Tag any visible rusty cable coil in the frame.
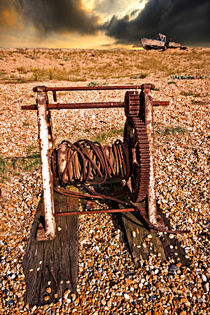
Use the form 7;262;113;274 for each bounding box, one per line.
51;116;150;202
51;139;131;186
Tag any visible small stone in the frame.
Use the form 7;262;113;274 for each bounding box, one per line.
203;282;209;292
107;299;112;307
132;231;136;238
31;306;37;312
46;287;51;294
181;298;190;307
44;296;50;302
124;293;130;300
43;305;50;311
58;227;62;231
63;289;70;298
202;274;207;282
71;293;76;301
56;300;62;307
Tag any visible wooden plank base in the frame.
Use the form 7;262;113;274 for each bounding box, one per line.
22;191;79;306
120;205;189;267
110;183;188;266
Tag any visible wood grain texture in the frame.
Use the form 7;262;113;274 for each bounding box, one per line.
23;191;79;306
121;205;188;267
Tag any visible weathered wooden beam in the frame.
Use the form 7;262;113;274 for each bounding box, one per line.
120;203;188;266
111;182;188;266
23;191;79;306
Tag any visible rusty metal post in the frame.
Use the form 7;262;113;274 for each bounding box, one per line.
140;84;157;226
37;86;56;240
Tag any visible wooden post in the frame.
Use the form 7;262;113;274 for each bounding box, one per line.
37;86;56;240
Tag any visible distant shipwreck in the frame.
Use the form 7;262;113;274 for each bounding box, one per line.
141;33;186;50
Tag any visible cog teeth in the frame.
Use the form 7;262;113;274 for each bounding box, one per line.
124;91;140;117
124;116;150;202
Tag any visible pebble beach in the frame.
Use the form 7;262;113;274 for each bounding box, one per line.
0;48;209;314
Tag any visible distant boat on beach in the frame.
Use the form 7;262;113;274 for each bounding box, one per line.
141;33;184;50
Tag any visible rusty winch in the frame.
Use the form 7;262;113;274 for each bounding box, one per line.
22;83;191;305
22;83;187;241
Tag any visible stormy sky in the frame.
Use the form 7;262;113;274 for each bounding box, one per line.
0;0;100;34
104;0;210;46
0;0;209;48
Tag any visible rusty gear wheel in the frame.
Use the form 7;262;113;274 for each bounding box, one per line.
124;116;150;202
124;91;140;117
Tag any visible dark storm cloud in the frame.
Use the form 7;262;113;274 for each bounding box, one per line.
104;0;210;46
0;0;100;34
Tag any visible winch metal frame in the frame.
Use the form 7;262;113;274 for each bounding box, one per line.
22;83;169;240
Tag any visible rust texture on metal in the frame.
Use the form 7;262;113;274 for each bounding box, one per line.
22;82;190;307
24;83;186;242
123;91;150;202
124;117;150;202
53;185;189;235
140;84;157;225
50;90;149;204
52;139;130;186
54;208;138;216
124;91;140;117
36;87;56;240
33;85;142;92
22;100;169;111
